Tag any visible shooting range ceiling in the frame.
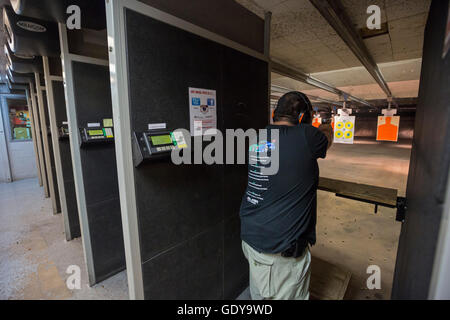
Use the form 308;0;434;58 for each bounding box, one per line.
237;0;431;101
272;57;423;100
0;0;430;102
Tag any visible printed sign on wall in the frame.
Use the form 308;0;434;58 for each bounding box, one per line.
334;116;355;144
189;87;217;136
12;109;30;126
377;116;400;142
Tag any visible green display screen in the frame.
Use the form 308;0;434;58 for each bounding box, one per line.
88;129;104;136
150;135;172;146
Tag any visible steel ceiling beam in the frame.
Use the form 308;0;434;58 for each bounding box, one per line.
271;59;372;107
271;84;344;106
308;95;344;107
309;0;393;99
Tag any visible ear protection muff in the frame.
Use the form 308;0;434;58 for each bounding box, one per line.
299;113;305;123
296;92;313;124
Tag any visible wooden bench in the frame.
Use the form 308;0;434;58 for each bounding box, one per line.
318;177;398;208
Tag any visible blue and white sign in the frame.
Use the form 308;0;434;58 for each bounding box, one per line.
188;87;217;136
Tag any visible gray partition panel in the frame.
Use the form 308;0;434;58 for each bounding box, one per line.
47;128;61;213
125;9;268;299
53;81;80;238
71;61;125;282
32;90;49;193
392;0;450;299
43;92;61;213
142;222;224;299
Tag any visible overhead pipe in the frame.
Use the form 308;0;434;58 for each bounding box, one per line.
271;59;372;107
308;95;344;107
309;0;393;99
271;84;344;106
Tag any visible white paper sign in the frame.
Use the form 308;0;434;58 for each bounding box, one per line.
334;115;355;144
148;123;166;130
381;108;397;116
188;87;217;136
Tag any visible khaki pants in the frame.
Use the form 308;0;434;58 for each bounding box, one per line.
242;241;311;300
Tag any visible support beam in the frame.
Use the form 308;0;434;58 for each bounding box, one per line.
105;0;144;300
29;81;49;197
271;59;372;107
309;0;393;99
43;56;72;239
58;22;96;285
271;84;344;106
35;72;58;210
26;87;42;187
308;95;343;107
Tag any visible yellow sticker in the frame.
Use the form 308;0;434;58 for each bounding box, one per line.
104;128;114;138
103;118;113;127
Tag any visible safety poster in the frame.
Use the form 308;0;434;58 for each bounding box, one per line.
188;87;217;136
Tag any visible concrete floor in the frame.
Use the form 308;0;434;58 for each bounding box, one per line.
0;179;128;300
0;138;411;300
313;138;411;300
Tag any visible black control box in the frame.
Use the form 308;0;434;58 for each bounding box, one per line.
79;126;115;147
132;130;188;167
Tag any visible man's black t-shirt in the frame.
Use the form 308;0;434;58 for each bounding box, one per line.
239;124;328;254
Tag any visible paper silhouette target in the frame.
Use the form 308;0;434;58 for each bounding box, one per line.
312;116;322;128
377;116;400;142
334;116;355;144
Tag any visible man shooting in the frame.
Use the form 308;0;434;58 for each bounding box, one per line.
240;91;333;300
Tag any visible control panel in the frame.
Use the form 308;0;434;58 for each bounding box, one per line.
133;130;188;167
79;126;115;147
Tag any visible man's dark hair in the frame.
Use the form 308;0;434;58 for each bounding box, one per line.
273;91;313;125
